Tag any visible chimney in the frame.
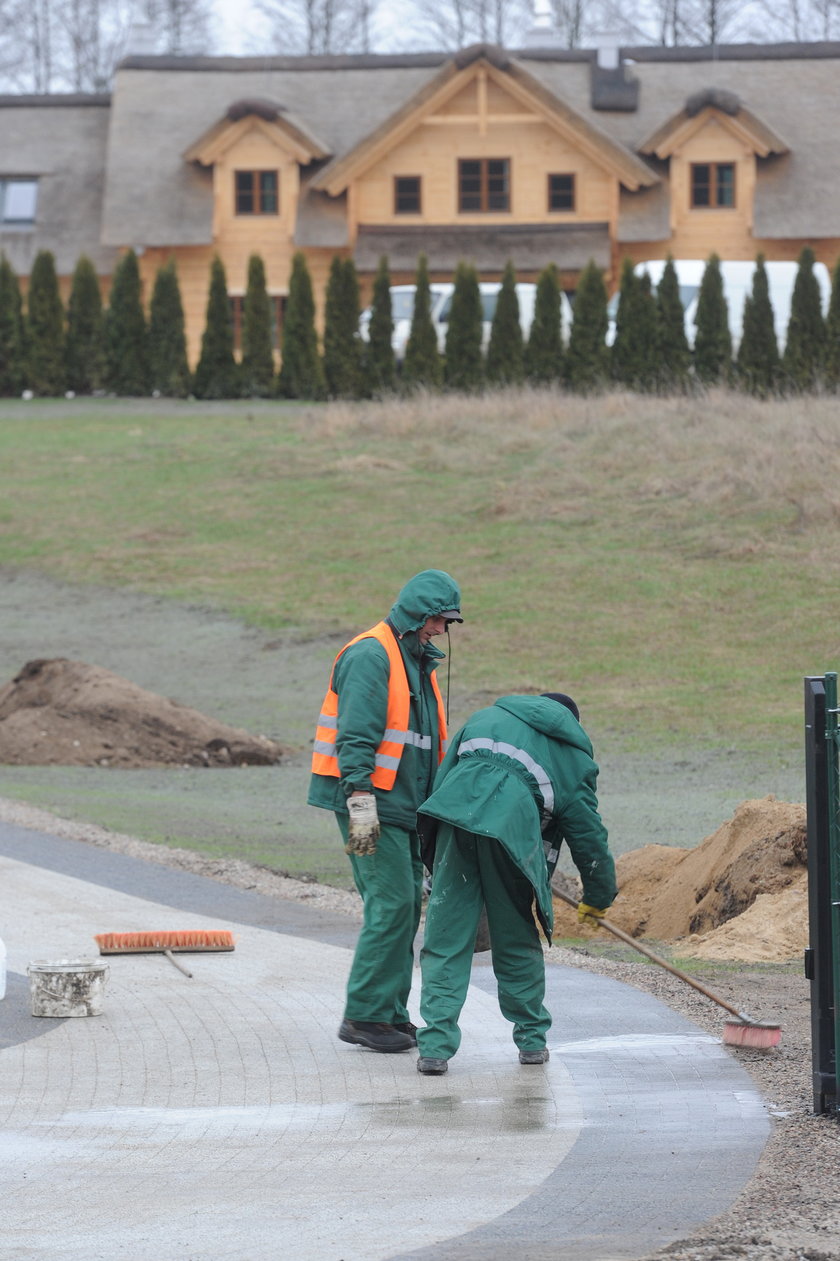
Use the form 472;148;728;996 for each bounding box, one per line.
525;0;564;48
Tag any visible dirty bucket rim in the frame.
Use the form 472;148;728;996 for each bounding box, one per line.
27;958;109;973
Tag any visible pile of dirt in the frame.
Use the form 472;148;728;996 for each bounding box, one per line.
553;795;808;962
0;658;284;769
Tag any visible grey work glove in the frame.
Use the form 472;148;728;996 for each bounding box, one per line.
345;792;380;856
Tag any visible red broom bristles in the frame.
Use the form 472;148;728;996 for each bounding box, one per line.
722;1019;782;1049
94;929;235;953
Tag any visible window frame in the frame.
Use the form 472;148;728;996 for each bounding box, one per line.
0;177;39;225
690;162;736;209
547;172;576;213
458;157;511;213
394;175;422;215
234;169;279;216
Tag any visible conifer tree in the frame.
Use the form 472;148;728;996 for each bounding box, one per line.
402;254;442;390
611;258;660;390
564;260;609;392
655;255;691;392
193;255;240;399
27;249;65;396
323;255;364;398
824;257;840;392
525;262;563;384
736;255;779;397
277;251;325;400
693;254;731;386
64;255;105;395
105;249;149;395
486;260;524;386
148;259;190;397
0;253;25;396
782;246;827;392
444;260;483;392
240;253;275;397
365;254;396;394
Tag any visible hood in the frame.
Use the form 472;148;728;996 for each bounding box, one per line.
388;569;462;635
492;694;593;757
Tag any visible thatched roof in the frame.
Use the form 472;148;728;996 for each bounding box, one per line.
354;222;611;272
0;95;118;275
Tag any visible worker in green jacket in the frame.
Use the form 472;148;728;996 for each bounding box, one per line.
308;569;463;1054
415;692;617;1074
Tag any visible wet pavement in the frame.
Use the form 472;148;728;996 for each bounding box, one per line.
0;822;771;1261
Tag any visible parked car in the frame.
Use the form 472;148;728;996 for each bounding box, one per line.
359;281;574;362
607;258;831;352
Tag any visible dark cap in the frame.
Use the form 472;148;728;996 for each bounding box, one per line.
440;610;463;623
541;692;580;721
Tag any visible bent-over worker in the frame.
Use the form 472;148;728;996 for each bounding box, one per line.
415;692;616;1074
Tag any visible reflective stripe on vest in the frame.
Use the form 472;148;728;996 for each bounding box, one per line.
456;737;555;814
311;620;448;789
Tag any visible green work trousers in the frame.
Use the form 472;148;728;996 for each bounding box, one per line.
417;824;551;1060
337;814;423;1025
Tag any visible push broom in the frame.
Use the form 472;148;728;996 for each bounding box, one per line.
554;891;782;1049
94;929;235;978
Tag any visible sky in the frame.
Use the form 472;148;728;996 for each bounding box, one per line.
210;0;418;57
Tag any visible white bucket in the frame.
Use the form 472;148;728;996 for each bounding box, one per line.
27;958;109;1018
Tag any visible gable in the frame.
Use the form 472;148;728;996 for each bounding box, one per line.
639;92;789;161
310;51;658;197
184;103;330;167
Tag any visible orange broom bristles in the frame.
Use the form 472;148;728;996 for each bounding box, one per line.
723;1019;782;1049
94;929;235;954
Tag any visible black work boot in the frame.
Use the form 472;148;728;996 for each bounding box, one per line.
518;1047;550;1064
417;1057;448;1075
393;1021;417;1046
338;1019;413;1052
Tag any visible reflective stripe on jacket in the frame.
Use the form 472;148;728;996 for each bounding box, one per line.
311;620;448;789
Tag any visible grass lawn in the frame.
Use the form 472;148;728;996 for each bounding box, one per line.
2;388;836;758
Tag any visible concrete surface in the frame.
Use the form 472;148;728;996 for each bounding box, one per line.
0;822;771;1261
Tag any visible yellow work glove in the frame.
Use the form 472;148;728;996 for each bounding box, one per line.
577;902;607;927
345;792;380;856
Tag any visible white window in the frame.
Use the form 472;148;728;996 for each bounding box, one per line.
1;179;38;224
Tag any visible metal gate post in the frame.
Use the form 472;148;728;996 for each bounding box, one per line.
804;675;837;1115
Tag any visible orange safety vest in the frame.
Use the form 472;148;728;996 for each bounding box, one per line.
311;621;448;790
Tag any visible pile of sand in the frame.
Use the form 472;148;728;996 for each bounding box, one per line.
0;658;283;769
553;796;808;963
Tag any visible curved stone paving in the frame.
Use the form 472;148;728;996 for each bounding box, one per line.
0;833;771;1261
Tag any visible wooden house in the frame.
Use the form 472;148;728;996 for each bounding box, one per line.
1;40;839;366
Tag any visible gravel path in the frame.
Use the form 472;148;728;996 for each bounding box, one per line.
1;795;837;1261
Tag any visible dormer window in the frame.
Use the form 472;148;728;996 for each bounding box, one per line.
690;162;735;208
235;170;279;215
1;177;38;224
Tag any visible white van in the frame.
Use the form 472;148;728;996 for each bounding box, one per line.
607;258;831;352
360;282;573;361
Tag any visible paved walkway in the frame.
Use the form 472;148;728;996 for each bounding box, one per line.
0;823;771;1261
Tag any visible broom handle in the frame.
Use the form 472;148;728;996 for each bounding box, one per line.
554;890;746;1021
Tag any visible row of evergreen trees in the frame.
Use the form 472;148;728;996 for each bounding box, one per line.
1;243;838;401
608;248;840;396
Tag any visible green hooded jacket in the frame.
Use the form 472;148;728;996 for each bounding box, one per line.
418;694;617;940
307;569;462;830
